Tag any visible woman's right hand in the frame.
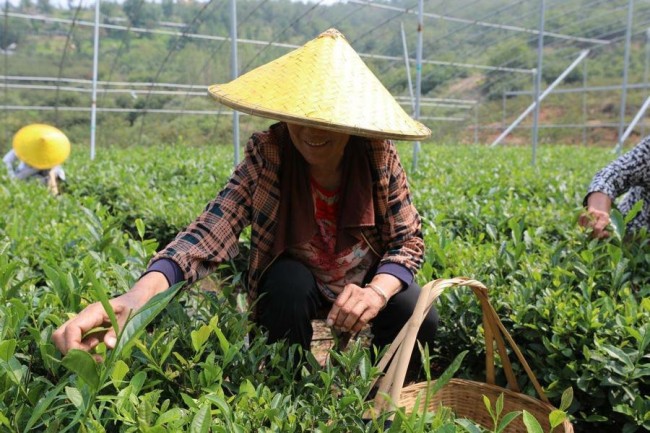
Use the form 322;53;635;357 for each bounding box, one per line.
52;272;169;359
578;191;612;239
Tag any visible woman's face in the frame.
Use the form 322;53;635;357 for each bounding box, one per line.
286;123;350;172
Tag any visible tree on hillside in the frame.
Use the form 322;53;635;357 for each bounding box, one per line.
18;0;32;12
0;20;27;49
123;0;161;31
162;0;174;19
36;0;52;14
483;39;534;100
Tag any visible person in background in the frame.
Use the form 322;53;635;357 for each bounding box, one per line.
579;135;650;238
3;123;70;195
52;28;438;377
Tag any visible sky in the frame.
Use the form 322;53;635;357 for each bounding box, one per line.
32;0;344;9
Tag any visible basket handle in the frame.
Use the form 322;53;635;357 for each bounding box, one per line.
371;277;549;413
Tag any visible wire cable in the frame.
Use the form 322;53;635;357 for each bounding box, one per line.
136;0;222;145
178;0;270;118
54;0;85;125
239;0;328;75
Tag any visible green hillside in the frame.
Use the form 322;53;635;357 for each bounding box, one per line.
0;0;649;148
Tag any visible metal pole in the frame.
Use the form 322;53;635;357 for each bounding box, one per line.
400;22;415;114
616;0;634;155
491;50;589;147
582;58;587;145
411;0;423;172
230;0;239;165
474;103;479;144
502;92;506;130
641;28;650;137
531;0;545;166
3;0;8;149
619;96;650;146
90;0;100;160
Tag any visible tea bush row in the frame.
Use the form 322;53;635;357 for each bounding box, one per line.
0;142;647;432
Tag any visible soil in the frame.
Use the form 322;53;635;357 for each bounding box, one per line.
311;320;373;366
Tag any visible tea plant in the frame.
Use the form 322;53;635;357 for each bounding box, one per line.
1;143;648;432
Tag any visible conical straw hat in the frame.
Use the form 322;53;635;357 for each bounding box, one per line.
208;28;430;141
12;124;71;169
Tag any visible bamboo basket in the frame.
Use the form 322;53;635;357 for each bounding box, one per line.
369;277;574;433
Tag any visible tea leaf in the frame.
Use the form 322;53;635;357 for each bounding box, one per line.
62;349;100;391
0;357;26;385
609;209;625;240
522;411;543;433
602;345;634;369
496;411;522;433
0;411;9;428
549;409;567;428
427;350;467;396
190;324;212;352
190;403;211;433
110;359;130;387
156;407;187;426
135;218;146;239
65;386;84;409
455;419;483;433
559;387;573;412
111;282;184;362
0;339;16;361
23;381;67;432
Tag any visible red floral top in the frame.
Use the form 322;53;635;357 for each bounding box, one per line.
287;178;373;301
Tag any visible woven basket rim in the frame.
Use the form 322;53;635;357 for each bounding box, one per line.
400;378;557;410
398;378;574;432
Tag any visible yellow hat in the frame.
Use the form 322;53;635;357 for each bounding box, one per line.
12;124;71;169
208;28;430;141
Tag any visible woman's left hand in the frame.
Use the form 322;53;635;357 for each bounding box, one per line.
326;283;385;333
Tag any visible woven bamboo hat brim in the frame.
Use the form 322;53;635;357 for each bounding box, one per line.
12;124;71;169
208;28;430;141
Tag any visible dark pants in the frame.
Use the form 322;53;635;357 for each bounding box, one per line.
256;257;439;372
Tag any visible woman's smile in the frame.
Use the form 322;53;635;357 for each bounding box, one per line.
287;123;350;172
305;139;328;147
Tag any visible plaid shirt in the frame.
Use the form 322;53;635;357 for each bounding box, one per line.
150;122;424;304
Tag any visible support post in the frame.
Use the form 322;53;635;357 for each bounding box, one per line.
502;92;506;130
230;0;240;165
411;0;423;172
617;96;650;149
490;50;589;147
582;58;587;145
474;103;479;144
400;22;415;114
2;1;7;148
642;28;650;137
616;0;634;155
90;0;100;160
531;0;545;165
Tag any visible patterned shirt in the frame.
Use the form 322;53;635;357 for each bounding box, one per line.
148;122;424;308
585;135;650;232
